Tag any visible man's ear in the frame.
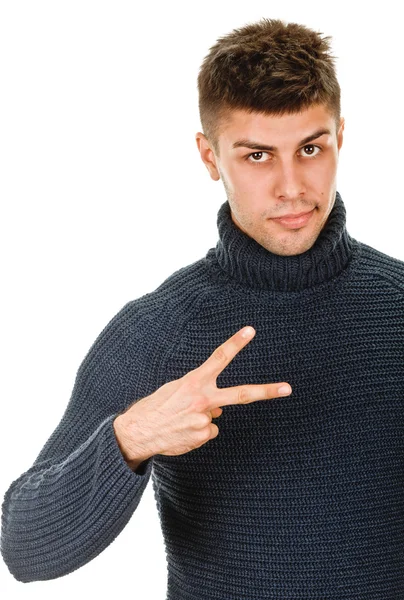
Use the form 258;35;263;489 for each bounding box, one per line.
337;117;345;152
195;132;221;181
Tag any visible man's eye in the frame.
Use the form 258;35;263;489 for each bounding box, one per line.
247;151;270;163
300;144;321;157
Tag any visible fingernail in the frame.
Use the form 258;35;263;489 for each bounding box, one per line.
241;326;255;338
278;385;291;396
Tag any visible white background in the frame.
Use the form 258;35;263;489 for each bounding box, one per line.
1;1;403;598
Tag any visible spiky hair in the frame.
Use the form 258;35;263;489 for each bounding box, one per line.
197;18;341;155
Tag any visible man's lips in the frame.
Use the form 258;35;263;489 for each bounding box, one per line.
271;208;315;229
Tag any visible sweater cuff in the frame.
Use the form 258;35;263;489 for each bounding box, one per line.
1;414;154;582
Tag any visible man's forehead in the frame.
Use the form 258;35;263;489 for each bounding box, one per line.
218;105;335;148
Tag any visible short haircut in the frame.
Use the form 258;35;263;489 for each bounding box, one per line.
197;18;341;156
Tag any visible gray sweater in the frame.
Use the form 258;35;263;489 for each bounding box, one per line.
2;191;404;598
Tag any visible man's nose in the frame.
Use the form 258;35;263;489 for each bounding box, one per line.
272;159;306;200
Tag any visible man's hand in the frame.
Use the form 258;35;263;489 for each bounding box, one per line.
113;326;292;468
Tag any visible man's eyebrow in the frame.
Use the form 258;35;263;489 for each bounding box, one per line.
232;128;332;151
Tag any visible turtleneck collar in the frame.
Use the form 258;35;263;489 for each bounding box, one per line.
213;191;357;292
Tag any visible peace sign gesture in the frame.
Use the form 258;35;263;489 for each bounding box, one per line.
113;327;292;471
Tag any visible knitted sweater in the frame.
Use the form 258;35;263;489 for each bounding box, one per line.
2;191;404;599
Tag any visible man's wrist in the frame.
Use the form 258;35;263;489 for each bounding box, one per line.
113;414;151;471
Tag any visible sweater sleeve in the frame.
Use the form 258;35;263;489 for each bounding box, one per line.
0;296;164;583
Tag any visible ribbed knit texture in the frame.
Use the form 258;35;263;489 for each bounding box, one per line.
2;191;404;598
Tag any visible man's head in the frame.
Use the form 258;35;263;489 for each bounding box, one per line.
195;18;345;257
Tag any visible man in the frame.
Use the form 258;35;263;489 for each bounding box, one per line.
2;17;404;598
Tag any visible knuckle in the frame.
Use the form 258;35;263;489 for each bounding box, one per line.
238;386;251;404
180;378;202;398
190;395;210;412
182;372;200;388
267;385;277;398
193;413;211;429
212;345;228;363
196;428;212;444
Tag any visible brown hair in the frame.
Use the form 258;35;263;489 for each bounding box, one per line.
197;18;341;155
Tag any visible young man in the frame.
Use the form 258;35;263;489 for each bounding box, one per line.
2;17;404;599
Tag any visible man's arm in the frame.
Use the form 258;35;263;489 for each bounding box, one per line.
0;298;160;583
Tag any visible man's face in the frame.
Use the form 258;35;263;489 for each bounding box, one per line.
196;103;344;256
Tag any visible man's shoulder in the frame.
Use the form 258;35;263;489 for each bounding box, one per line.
153;254;213;295
91;256;215;373
121;253;217;326
357;240;404;294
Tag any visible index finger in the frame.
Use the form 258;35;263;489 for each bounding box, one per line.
198;326;256;380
